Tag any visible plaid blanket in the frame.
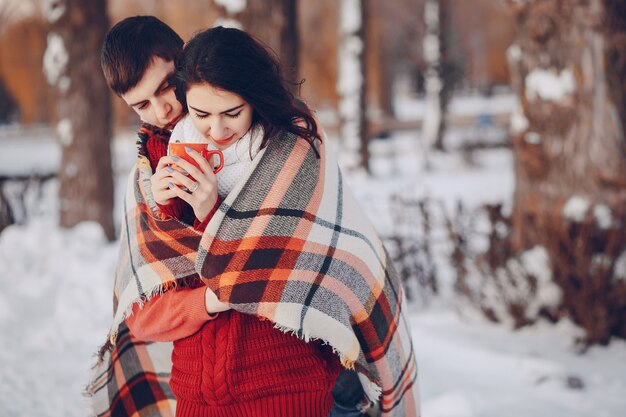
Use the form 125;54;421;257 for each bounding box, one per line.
87;322;176;417
87;132;420;417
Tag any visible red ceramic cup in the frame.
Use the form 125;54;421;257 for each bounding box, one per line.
168;143;224;173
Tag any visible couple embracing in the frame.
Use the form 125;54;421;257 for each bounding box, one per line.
87;15;419;417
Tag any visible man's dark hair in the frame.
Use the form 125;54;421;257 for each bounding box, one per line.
101;16;183;96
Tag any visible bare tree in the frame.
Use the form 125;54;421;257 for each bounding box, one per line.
507;0;626;344
337;0;369;171
421;0;455;161
239;0;299;92
43;0;115;240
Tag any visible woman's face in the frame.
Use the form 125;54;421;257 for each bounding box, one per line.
186;83;254;150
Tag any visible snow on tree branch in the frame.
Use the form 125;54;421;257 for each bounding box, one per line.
511;99;530;134
525;68;576;102
562;195;590;222
340;0;362;34
43;0;66;23
214;0;247;15
213;17;242;29
56;118;73;147
593;204;613;230
43;32;70;91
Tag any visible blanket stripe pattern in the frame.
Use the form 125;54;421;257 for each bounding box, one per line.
87;132;420;417
87;323;175;417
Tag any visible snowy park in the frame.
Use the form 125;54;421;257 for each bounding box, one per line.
1;93;626;417
2;1;626;417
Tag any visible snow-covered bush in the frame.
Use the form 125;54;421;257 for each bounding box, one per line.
444;202;563;328
384;195;439;304
539;207;626;345
447;201;626;344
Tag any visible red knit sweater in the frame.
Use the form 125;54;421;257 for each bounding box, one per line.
126;125;341;417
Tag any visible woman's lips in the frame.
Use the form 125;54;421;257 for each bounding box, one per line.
212;134;236;145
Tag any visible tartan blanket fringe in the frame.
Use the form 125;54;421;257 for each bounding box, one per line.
87;131;420;417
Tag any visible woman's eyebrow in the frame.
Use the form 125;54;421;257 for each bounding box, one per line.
189;103;245;115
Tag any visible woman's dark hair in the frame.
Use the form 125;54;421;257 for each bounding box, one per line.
177;26;321;154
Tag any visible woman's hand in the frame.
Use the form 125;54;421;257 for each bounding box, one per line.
205;288;230;314
150;147;219;221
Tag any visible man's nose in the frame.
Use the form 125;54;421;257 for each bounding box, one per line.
155;98;171;120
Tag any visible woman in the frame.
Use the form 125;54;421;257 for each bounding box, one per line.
91;26;419;417
127;26;342;417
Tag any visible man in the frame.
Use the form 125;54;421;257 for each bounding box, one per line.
93;16;186;417
101;15;183;130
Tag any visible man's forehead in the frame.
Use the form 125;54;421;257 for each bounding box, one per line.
121;57;175;105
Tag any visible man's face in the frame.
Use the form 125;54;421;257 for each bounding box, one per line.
121;57;183;129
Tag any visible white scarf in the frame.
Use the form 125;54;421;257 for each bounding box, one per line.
170;115;263;197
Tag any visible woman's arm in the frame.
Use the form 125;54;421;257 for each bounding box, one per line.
126;286;213;342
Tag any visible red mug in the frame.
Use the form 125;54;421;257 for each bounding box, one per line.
168;143;224;174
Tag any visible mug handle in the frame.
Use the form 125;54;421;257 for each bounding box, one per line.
202;149;224;173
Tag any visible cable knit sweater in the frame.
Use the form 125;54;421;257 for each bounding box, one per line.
127;123;341;417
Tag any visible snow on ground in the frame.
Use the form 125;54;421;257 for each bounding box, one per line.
414;310;626;417
0;220;116;416
1;97;626;416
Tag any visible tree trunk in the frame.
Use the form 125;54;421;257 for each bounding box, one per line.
337;0;369;171
433;0;452;151
359;0;369;170
507;0;626;344
365;1;393;121
239;0;300;93
422;0;452;155
44;0;115;241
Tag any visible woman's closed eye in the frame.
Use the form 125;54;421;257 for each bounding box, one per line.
226;111;242;119
194;111;242;119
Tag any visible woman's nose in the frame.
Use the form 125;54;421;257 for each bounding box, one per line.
208;119;225;138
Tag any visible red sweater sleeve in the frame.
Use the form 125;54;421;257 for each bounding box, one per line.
126;287;217;342
193;196;222;232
